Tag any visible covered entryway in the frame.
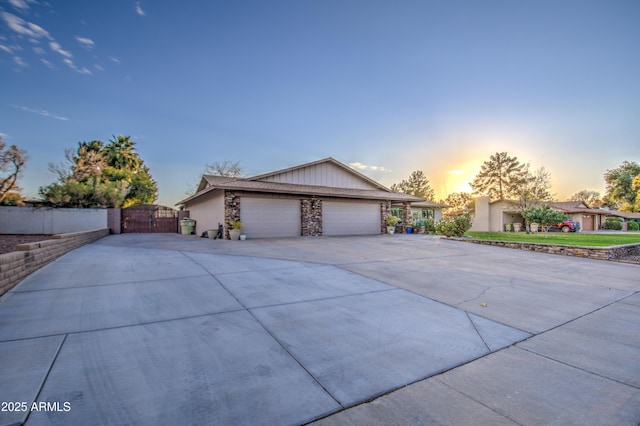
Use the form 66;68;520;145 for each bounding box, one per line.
240;197;301;238
121;205;179;233
322;201;380;236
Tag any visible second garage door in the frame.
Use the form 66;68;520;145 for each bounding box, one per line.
240;197;300;238
322;201;380;236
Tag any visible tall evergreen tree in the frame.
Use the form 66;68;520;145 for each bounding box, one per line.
470;152;526;200
391;170;435;200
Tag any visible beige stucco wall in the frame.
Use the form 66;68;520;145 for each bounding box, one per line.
470;196;490;231
471;197;523;232
184;190;224;236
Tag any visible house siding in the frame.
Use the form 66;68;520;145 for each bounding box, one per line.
184;190;224;236
259;162;377;190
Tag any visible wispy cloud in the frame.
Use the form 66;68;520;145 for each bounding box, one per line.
49;41;72;58
13;56;27;66
349;162;390;172
75;36;95;50
62;58;91;75
1;10;100;75
8;0;34;12
12;104;70;121
135;2;146;16
1;12;50;39
108;56;120;64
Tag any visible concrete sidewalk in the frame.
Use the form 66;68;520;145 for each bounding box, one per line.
0;234;638;425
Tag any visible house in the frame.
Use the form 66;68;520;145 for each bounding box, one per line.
177;157;429;239
392;200;446;223
471;196;638;232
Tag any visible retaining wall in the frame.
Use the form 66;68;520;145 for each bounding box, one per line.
457;238;640;263
0;228;109;296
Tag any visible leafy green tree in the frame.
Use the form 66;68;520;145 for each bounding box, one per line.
604;161;640;212
470;152;526;200
0;136;28;204
391;170;435;200
40;135;157;208
634;175;640;212
440;192;473;217
0;191;25;206
522;205;567;236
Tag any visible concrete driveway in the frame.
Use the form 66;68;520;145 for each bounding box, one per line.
0;234;638;425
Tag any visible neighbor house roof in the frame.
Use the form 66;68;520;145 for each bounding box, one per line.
177;158;424;205
550;201;589;210
606;210;640;219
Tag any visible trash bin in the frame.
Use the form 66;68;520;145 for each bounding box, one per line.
181;218;195;235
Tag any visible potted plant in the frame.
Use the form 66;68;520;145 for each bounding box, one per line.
228;220;243;240
386;216;400;235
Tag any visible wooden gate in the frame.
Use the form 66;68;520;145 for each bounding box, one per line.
121;205;179;233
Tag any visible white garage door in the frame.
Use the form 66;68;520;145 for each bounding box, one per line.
323;201;380;236
240;198;300;238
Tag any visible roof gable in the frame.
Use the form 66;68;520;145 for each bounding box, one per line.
550;201;589;210
249;157;387;191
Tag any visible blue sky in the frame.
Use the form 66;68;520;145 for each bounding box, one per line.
2;0;639;206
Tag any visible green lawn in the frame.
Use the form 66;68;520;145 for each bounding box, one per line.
465;231;640;247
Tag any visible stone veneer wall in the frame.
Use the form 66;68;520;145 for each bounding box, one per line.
457;238;640;263
0;228;109;296
224;191;240;240
301;198;322;236
381;201;392;234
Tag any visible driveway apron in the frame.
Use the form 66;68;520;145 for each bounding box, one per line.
0;234;638;425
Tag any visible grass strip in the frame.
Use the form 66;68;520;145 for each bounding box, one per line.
464;231;640;247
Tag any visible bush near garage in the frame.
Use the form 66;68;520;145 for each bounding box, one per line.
603;217;623;230
627;221;639;231
435;214;473;237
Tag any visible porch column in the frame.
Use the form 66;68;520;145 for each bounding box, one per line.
224;191;240;240
402;202;411;232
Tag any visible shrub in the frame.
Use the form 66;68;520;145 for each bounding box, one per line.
627;221;639;231
435;214;473;237
423;217;436;233
602;218;622;230
386;215;400;226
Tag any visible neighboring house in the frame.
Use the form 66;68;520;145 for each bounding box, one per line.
471;196;637;232
177;157;426;238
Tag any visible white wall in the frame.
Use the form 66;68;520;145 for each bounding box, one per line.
0;206;108;234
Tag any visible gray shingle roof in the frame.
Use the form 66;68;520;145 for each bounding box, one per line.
178;175;423;205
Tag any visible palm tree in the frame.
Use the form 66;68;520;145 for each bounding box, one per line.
104;135;140;171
